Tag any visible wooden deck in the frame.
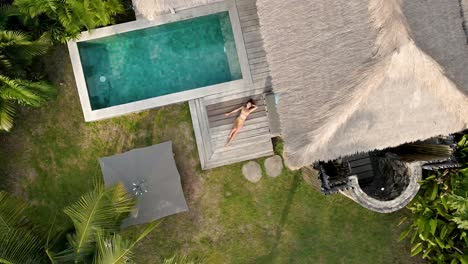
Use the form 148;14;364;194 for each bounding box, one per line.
189;92;274;169
189;0;275;169
236;0;272;91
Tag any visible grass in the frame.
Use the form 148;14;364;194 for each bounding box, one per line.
0;46;420;263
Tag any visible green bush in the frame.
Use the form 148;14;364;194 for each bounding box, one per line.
400;135;468;263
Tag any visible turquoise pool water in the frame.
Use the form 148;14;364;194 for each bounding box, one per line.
78;12;242;110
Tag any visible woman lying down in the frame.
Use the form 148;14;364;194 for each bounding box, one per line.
224;99;258;147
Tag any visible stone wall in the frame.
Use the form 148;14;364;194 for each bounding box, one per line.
340;161;423;213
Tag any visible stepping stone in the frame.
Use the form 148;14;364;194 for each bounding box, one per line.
265;155;283;177
242;161;262;183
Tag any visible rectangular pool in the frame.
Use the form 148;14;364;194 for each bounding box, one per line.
76;11;242;110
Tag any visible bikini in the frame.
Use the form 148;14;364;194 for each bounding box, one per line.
235;108;249;128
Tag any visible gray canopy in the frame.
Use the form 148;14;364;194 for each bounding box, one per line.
99;141;188;227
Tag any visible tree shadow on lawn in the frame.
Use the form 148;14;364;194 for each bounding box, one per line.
253;171;302;264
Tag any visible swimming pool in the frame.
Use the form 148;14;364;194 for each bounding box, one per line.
69;3;250;121
77;11;242;110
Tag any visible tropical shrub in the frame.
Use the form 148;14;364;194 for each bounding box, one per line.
400;135;468;263
14;0;125;43
0;29;55;131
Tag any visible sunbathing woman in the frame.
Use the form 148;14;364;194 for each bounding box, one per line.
224;99;258;146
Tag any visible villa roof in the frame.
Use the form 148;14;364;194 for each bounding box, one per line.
256;0;468;169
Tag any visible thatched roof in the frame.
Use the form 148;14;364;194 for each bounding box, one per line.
132;0;222;19
257;0;468;169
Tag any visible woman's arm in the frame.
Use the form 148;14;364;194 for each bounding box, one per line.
225;107;243;116
248;105;258;113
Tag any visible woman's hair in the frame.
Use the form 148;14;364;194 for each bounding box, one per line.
246;99;255;106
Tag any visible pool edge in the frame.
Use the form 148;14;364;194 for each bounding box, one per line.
68;0;253;122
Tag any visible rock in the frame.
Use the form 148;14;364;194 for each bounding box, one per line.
242;161;262;183
264;155;283;177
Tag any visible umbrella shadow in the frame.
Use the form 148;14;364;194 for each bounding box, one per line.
253;172;301;264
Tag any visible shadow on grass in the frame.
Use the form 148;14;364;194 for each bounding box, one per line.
254;171;302;264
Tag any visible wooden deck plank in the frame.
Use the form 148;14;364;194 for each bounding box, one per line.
210;127;271;145
210;139;272;160
245;40;264;49
209;116;269;134
196;99;214;159
243;32;263;43
239;13;259;22
206;94;264;111
248;51;267;59
237;8;257;16
209;111;266;128
202;88;267;105
248;56;268;64
236;3;256;11
189;100;207;169
242;25;260;33
251;66;269;75
211;128;271;145
241;19;260;28
247;46;265;54
209;110;267;123
252;72;270;81
208;104;266;119
249;61;268;70
254;79;272;86
207;98;265;112
205;148;273;169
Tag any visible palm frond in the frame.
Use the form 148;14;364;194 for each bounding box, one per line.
0;192;46;264
0;30;50;67
94;221;159;264
0;30;30;47
62;183;135;261
0;54;12;71
0;75;44;106
0;228;46;264
13;0;55;18
17;79;56;98
0;99;15;131
0;191;27;234
163;254;200;264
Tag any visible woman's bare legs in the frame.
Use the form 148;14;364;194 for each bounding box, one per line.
226;127;239;147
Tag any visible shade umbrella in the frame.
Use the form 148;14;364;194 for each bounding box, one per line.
99;141;188;227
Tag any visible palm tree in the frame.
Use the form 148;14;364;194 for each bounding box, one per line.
14;0;124;43
0;183;160;264
46;182;160;264
1;183;200;263
0;30;54;131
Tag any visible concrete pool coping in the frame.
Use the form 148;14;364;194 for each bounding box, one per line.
68;0;253;121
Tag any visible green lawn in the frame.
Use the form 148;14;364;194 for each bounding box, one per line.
0;46;420;264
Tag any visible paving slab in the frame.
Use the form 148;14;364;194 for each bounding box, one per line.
242;161;262;183
265;155;283;177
